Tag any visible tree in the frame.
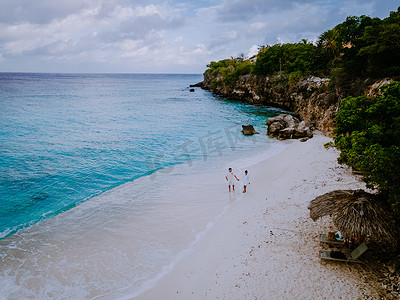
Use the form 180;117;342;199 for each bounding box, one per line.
333;7;400;77
334;82;400;214
318;29;341;63
358;8;400;76
252;42;324;75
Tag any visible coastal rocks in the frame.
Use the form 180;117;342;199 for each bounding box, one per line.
298;76;330;90
242;125;259;135
200;70;395;137
190;82;203;88
367;78;393;97
201;73;337;135
265;114;313;140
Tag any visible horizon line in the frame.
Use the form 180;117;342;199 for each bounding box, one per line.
0;71;203;75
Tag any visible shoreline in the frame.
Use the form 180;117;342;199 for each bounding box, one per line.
132;132;389;299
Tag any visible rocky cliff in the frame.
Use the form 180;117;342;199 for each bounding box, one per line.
199;72;393;136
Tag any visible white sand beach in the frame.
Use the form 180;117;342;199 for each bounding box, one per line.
137;133;391;299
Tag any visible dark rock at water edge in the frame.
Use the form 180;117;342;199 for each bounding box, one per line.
190;82;203;88
265;114;313;140
242;125;259;135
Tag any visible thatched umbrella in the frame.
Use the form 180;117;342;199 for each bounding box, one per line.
308;190;354;221
308;189;398;247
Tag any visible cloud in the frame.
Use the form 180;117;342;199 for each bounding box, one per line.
371;0;399;18
247;44;259;58
0;8;102;57
99;15;187;42
249;22;267;31
216;0;381;24
0;2;187;60
0;0;96;24
232;1;376;47
217;0;321;22
133;4;160;17
208;31;238;50
0;0;397;73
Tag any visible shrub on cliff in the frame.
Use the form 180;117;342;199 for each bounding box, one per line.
204;41;330;89
334;82;400;215
205;57;251;87
252;42;329;76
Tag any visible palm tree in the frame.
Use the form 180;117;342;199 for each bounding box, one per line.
318;29;341;63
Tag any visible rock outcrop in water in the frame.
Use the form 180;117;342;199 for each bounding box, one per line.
242;125;259;135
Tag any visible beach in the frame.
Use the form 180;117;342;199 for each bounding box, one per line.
1;2;399;298
137;132;389;300
2;73;299;299
1;74;395;299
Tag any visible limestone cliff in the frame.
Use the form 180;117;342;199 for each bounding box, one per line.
200;72;393;136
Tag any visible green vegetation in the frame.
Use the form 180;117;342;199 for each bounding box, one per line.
337;11;400;77
251;42;327;76
203;6;400;218
206;57;251;87
205;41;329;88
334;82;400;215
204;6;400;88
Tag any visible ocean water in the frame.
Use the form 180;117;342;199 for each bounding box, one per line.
0;73;287;299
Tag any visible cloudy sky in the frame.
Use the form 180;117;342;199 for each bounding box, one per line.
0;0;398;73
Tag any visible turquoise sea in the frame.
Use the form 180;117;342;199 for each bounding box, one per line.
0;73;287;299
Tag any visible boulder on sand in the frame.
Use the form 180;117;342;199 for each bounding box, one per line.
265;114;313;140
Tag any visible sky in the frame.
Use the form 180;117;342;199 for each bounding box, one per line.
0;0;398;74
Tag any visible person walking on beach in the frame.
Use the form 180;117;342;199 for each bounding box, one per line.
225;168;239;192
242;170;250;193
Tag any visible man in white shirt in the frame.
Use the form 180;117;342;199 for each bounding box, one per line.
225;167;239;192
